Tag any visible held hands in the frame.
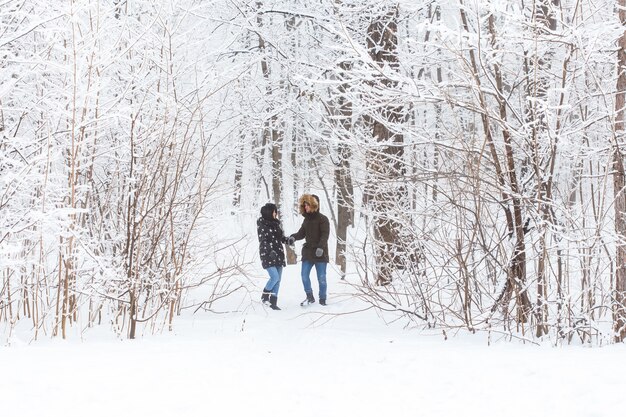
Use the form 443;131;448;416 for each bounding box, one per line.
315;247;324;257
287;235;296;246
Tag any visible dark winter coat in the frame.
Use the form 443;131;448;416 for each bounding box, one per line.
292;194;330;263
257;204;288;269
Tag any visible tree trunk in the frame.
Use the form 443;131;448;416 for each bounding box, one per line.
461;2;532;324
489;14;533;326
334;61;354;279
232;132;244;208
286;123;298;265
613;0;626;343
366;6;406;285
523;0;560;338
330;2;355;279
271;115;283;206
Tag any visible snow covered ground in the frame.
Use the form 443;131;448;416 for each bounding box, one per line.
2;265;626;417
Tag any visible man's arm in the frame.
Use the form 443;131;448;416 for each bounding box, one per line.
292;224;305;241
319;216;330;247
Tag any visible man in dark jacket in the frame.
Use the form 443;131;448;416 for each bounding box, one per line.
290;194;330;305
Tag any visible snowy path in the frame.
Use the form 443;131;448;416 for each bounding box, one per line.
2;270;626;417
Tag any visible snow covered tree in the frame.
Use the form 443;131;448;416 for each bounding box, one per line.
613;0;626;343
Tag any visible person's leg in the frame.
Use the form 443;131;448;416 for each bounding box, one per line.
265;266;283;310
301;260;315;304
268;266;282;295
301;260;314;295
315;262;327;303
265;266;281;296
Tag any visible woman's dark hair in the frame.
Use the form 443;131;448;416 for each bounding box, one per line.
260;203;278;221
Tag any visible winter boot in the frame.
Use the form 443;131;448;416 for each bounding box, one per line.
269;295;281;310
300;292;315;306
319;299;327;306
261;289;271;304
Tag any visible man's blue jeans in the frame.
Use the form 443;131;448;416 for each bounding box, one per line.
301;260;327;300
264;266;283;296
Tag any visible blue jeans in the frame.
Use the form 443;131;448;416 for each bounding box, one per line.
301;260;327;300
264;266;283;296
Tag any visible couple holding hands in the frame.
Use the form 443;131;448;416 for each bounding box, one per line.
256;194;330;310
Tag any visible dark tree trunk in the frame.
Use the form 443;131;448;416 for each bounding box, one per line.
365;6;406;285
613;0;626;343
334;61;354;279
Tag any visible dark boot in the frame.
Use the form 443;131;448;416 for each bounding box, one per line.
261;289;271;304
319;299;327;306
300;292;315;306
269;295;281;310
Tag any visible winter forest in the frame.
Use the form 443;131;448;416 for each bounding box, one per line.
3;0;626;347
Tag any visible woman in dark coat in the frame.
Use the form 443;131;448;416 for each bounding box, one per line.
257;203;292;310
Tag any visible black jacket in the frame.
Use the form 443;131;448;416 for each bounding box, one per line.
257;217;288;269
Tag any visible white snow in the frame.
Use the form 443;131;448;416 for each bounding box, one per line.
2;265;625;417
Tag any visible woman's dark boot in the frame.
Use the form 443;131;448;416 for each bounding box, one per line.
269;295;281;310
261;289;271;304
